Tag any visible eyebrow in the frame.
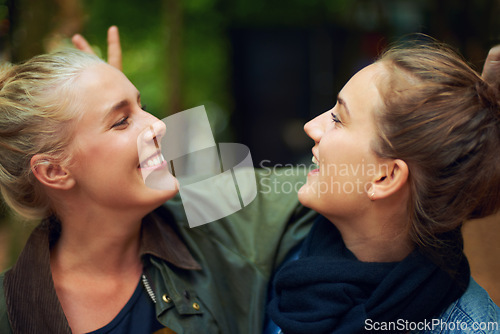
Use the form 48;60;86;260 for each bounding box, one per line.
104;91;141;120
337;94;350;118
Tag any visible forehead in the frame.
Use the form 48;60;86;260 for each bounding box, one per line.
69;63;137;115
340;63;385;116
344;63;384;92
74;63;134;95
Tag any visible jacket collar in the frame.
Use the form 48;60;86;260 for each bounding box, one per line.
4;206;200;334
140;206;201;270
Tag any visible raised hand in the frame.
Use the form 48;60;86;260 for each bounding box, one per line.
72;26;122;71
482;45;500;89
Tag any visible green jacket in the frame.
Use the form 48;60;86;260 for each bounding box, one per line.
0;169;316;333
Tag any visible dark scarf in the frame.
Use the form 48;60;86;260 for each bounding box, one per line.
267;216;470;334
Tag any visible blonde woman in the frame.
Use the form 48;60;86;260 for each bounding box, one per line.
0;44;315;333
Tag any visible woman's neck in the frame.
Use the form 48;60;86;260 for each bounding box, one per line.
50;209;144;276
49;210;145;334
340;228;414;262
326;205;414;263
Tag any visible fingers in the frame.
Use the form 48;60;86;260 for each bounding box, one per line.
107;26;123;71
482;45;500;88
71;26;123;71
71;34;95;54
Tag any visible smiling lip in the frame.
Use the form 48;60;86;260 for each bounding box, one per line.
308;168;320;176
309;153;320;176
139;152;168;170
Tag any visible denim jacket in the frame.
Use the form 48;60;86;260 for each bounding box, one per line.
417;278;500;334
0;169;317;334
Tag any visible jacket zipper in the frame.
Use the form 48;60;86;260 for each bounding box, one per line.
141;273;157;304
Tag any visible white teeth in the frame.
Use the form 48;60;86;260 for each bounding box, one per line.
144;154;165;168
312;156;319;165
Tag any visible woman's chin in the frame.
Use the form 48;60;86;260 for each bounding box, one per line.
297;182;316;209
140;169;180;206
142;167;178;191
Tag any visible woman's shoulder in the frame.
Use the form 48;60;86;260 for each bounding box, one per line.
161;166;316;276
424;278;500;333
452;278;500;318
165;166;314;233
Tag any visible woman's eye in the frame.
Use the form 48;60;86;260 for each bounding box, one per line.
331;112;342;124
111;116;129;129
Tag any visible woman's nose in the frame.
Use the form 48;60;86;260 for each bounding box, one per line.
304;113;325;143
142;119;166;143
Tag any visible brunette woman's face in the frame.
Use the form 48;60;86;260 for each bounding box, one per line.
298;63;387;220
65;63;178;212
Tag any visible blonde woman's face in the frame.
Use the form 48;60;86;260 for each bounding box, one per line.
65;63;178;213
298;63;387;220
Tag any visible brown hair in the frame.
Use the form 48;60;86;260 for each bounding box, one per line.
0;49;103;219
373;40;500;266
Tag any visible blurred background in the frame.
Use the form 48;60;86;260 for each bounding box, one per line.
0;0;499;301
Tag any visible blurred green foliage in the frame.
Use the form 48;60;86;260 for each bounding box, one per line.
78;0;169;118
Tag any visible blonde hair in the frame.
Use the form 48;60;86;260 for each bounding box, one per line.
373;40;500;269
0;49;103;219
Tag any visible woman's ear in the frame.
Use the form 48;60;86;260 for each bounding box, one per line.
367;159;408;201
31;154;75;190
